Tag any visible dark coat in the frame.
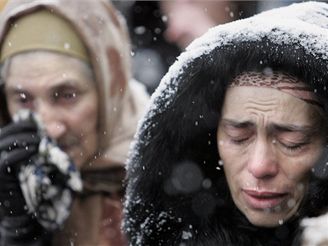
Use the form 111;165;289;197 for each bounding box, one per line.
124;2;328;245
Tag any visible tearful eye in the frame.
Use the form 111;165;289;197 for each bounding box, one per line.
231;137;250;145
53;90;79;103
220;121;255;147
276;133;310;154
272;135;310;155
280;141;309;152
225;130;253;145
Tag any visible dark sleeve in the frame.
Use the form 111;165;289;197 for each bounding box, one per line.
0;215;52;246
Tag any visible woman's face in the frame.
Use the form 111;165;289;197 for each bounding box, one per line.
4;51;98;168
217;86;325;227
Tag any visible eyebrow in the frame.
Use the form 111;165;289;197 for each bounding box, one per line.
220;119;254;128
271;124;313;133
49;82;83;93
221;119;314;134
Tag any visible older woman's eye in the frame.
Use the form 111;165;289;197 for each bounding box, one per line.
15;92;33;107
18;92;28;102
53;90;79;103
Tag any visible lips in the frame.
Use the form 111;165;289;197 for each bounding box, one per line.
242;189;288;210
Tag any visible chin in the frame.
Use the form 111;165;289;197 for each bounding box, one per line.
245;210;296;228
248;217;281;228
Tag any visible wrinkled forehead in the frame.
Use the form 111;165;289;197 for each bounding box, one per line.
224;72;327;133
2;50;93;82
229;71;322;108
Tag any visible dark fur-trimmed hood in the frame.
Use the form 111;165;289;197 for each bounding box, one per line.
124;2;328;245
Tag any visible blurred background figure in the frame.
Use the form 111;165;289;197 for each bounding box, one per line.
160;0;257;49
114;0;258;94
114;1;179;94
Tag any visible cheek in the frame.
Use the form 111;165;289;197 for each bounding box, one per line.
289;178;308;216
218;132;242;171
6;98;20;118
281;147;322;181
217;129;231;158
67;95;98;133
218;141;240;189
68;100;98;167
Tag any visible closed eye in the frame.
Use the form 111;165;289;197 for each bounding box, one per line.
275;131;311;153
222;124;254;146
279;140;309;152
230;136;251;145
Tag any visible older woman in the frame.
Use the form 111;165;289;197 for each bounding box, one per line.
124;2;328;245
0;0;148;245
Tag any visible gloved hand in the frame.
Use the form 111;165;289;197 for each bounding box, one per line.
0;109;82;232
0;117;40;217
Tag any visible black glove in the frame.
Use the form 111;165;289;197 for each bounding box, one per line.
0;119;40;217
0;109;81;236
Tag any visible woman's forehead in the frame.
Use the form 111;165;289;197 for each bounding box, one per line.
229;71;321;107
222;86;319;127
3;51;95;94
7;51;92;79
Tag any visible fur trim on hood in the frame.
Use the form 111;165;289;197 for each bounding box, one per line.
124;2;328;245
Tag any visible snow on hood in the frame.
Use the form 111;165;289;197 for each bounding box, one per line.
124;1;328;245
127;1;328;169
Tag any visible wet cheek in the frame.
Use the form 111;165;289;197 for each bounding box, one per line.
219;141;246;167
220;152;241;185
283;158;315;181
217;135;234;152
284;160;309;183
217;133;244;173
291;181;307;208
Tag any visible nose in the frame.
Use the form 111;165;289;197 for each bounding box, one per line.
35;102;66;139
247;139;279;179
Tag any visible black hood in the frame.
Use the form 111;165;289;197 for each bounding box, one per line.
124;2;328;245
